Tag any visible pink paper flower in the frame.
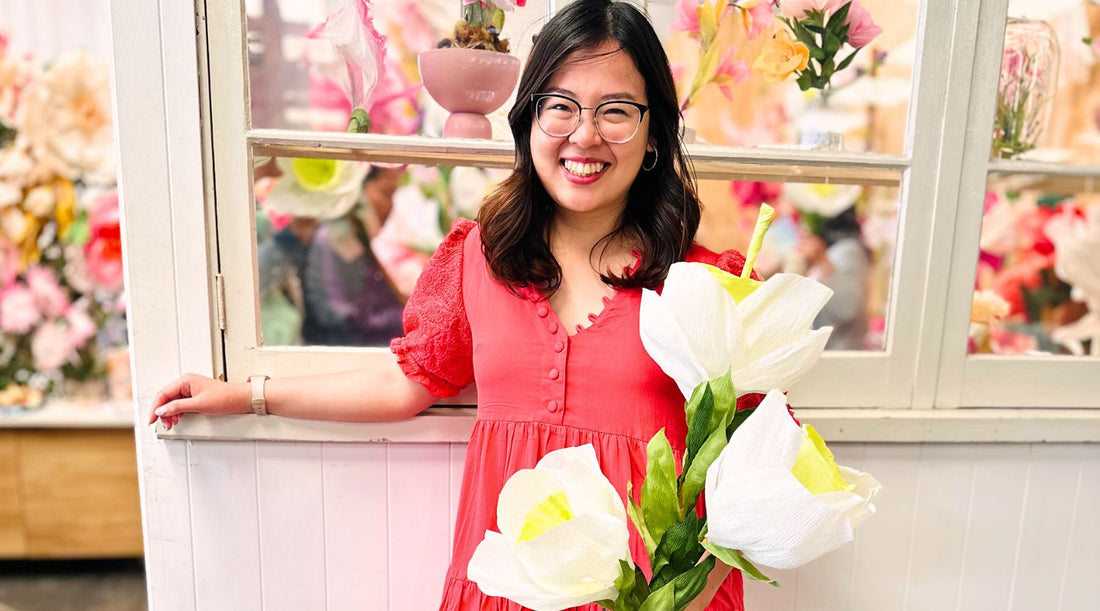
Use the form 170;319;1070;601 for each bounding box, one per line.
0;283;39;333
779;0;842;19
25;266;69;318
85;189;124;292
731;181;784;208
309;0;387;111
713;49;751;100
31;319;74;372
844;1;881;49
65;304;97;347
740;0;777;41
671;0;702;35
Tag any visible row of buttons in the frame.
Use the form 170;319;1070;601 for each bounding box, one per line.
537;303;565;414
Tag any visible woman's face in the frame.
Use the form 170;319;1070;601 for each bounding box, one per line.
530;41;651;222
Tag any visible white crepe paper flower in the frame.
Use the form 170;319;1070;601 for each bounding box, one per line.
467;444;632;611
705;389;881;569
1045;205;1100;355
640;262;833;399
264;157;368;220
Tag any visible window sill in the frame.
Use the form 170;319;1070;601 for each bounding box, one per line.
156;406;1100;443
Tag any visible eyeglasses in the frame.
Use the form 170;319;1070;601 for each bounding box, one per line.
531;93;649;144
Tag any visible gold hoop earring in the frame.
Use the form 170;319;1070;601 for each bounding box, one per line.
642;149;658;172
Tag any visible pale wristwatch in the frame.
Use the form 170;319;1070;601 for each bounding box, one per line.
249;375;269;416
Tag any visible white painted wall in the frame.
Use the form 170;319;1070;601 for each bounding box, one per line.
108;1;1100;610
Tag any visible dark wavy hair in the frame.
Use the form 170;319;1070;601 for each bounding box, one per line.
477;0;700;294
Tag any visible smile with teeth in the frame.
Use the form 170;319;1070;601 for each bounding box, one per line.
562;160;608;177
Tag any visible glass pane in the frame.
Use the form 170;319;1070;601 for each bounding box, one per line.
969;174;1100;356
989;3;1100;163
645;0;919;155
254;156;505;346
244;0;549;138
696;176;900;350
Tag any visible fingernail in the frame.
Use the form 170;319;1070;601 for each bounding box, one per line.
155;407;166;416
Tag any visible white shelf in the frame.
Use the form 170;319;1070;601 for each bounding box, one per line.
0;398;135;429
156;406;1100;444
987;158;1100;194
248;129;906;186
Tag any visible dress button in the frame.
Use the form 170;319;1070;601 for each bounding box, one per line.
537;305;548;318
548;368;560;380
548;400;560;413
548;322;559;334
554;340;565;352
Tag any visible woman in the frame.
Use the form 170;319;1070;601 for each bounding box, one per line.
151;1;756;608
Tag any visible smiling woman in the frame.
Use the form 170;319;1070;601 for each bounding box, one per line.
152;1;759;609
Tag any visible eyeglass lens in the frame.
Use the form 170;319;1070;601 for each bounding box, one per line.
535;95;643;143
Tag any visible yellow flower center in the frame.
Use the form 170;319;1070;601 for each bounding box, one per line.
791;425;855;495
516;491;575;543
291;158;344;192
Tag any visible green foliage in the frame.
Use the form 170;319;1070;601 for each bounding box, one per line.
701;540;778;586
641;430;682;547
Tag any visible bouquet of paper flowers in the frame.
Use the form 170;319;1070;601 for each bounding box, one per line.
466;205;881;610
0;37;126;410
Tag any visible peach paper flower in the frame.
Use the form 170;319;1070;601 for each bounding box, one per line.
753;30;809;83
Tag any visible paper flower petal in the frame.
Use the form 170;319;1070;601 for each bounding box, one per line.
468;532;580;611
640;287;710;398
514;513;628;601
737;273;833;362
536;445;624;520
495;469;565;545
729;327;831;393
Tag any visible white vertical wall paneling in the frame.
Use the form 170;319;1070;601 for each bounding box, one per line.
255;443;327;611
791;445;865;611
109;0;200;608
744;568;797;611
450;442;468;561
0;0;113;63
1058;444;1100;610
387;443;453;608
1008;445;1084;611
187;441;262;611
847;444;921;611
903;444;974;611
322;443;390;611
955;444;1029;611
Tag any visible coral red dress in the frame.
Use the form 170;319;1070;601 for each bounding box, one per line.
392;219;758;611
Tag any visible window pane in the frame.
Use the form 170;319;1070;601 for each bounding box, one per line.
645;0;918;155
970;175;1100;356
244;0;548;137
696;177;900;351
989;3;1100;164
253;156;504;346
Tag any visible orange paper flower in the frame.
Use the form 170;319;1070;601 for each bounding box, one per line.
752;30;809;83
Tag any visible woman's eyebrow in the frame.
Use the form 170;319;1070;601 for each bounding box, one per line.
543;88;642;102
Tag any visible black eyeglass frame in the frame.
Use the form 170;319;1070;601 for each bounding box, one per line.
530;93;650;144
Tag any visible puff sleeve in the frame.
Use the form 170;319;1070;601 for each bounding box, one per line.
389;219;477;398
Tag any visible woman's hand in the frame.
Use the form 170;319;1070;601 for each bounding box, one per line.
149;374;249;430
683;558;734;611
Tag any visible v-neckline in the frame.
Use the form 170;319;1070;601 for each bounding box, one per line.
548;287;622;337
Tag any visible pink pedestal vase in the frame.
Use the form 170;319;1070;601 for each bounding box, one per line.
419;48;521;140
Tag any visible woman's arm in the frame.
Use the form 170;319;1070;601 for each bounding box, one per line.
149;356;438;428
684;559;734;611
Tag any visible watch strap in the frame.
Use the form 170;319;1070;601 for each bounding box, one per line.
249;375;269;416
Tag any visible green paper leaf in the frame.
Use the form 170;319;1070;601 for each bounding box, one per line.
796;70;814;91
639;555;717;611
725;404;756;440
627;481;658;561
788;19;818;50
346;108;371;133
642;430;682;548
599;559;648;611
823;31;842;57
829;2;852;29
651;511;706;592
680;425;727;514
701;541;778;586
836;50;859;73
683;383;715;479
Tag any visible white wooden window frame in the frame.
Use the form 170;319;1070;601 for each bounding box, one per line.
148;0;1100;444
